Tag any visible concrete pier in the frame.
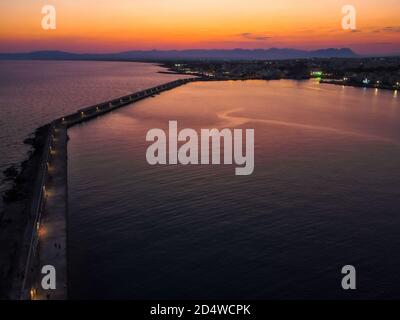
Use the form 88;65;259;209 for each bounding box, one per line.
20;77;197;300
63;78;195;128
35;126;68;300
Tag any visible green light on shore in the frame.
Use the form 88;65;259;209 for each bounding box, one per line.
311;71;323;77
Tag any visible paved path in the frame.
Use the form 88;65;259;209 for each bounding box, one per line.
35;126;68;300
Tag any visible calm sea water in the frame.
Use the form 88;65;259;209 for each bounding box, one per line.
68;80;400;299
0;60;188;211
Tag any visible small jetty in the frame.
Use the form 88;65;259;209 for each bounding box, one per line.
19;77;197;300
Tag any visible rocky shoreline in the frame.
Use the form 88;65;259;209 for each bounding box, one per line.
0;125;50;299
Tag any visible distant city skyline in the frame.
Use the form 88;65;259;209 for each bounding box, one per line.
0;0;399;55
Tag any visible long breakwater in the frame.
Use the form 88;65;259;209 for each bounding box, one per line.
19;77;197;300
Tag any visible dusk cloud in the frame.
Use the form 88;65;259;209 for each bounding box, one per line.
238;33;271;41
373;26;400;33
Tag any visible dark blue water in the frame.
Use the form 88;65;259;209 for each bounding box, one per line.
68;80;400;299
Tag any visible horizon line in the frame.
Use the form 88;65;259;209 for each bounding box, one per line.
1;47;400;58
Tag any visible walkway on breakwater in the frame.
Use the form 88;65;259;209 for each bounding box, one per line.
20;77;197;300
35;126;68;300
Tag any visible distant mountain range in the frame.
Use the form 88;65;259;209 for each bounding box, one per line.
0;48;358;61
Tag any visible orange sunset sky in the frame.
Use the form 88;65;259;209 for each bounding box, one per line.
0;0;399;55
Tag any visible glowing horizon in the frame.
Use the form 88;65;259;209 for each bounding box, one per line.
0;0;399;55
